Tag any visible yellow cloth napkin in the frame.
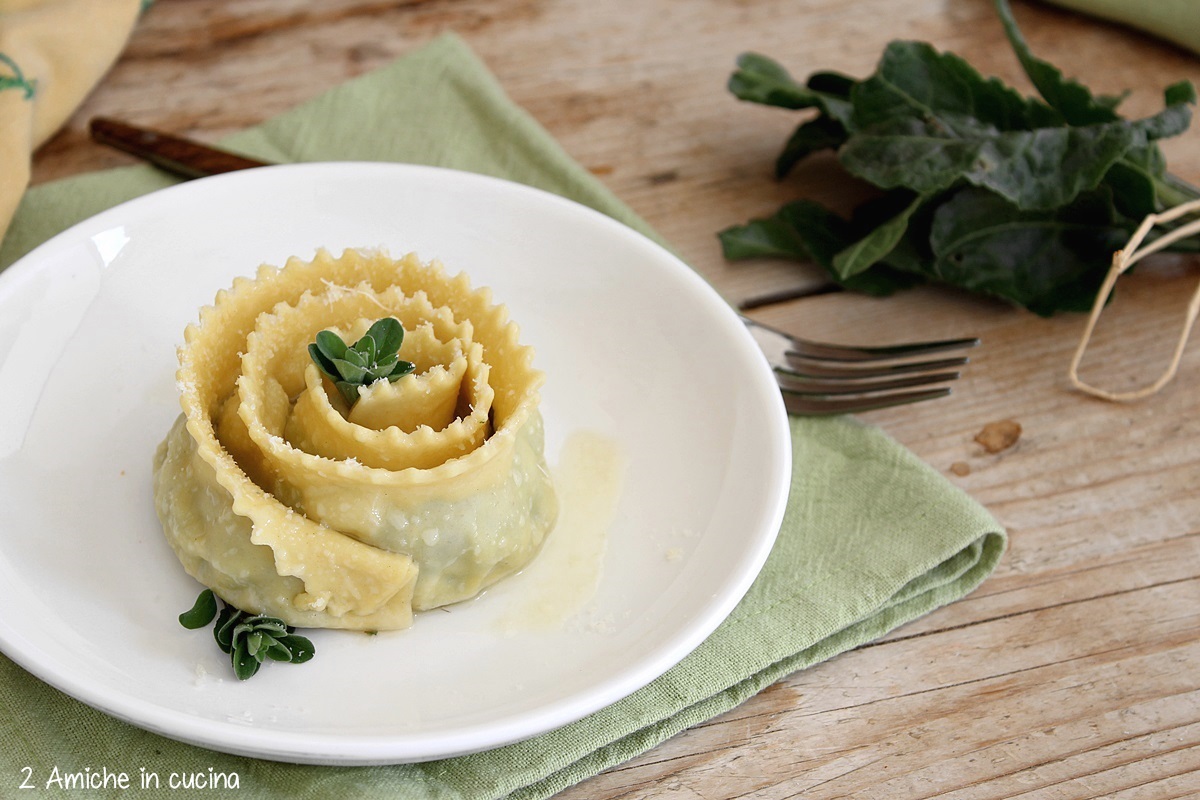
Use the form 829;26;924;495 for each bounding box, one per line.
0;0;142;241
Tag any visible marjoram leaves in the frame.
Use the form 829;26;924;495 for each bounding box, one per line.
721;0;1198;314
308;317;416;406
179;589;316;681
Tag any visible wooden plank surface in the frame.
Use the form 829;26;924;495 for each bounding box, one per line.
27;0;1200;796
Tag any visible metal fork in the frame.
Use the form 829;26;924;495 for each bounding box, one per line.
742;315;979;415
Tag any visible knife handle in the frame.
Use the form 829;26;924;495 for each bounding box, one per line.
88;117;271;180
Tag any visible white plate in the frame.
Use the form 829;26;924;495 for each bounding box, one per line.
0;163;790;765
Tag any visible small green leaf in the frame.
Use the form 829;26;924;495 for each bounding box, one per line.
387;360;416;380
355;334;377;364
178;589;218;630
363;318;404;356
1166;80;1197;107
729;53;816;109
315;330;348;360
213;606;242;654
243;616;287;636
310;319;414;408
339;348;367;371
279;634;316;664
181;598;315;679
335;380;360;406
807;71;856;100
308;343;339;380
232;642;261;681
264;642;294;662
333;357;368;383
730;54;856;128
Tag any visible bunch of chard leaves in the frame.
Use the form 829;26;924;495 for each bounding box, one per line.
720;0;1199;315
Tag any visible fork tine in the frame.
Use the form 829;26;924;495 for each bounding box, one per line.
782;354;970;379
740;314;975;415
777;370;960;396
782;387;953;416
785;336;980;362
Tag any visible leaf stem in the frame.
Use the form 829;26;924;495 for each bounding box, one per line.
1156;172;1200;210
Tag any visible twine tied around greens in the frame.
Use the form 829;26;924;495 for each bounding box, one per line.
1069;199;1200;402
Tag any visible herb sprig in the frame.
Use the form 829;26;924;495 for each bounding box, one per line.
307;317;415;406
720;0;1200;315
179;590;315;681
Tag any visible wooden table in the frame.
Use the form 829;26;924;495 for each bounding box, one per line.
33;0;1200;795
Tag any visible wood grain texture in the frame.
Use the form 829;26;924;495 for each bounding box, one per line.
27;0;1200;796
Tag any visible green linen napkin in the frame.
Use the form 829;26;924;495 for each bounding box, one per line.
0;34;1005;800
1040;0;1200;55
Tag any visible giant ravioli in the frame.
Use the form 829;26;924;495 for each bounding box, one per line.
153;249;558;630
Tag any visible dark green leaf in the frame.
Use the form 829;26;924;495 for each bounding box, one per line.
927;186;1128;312
721;4;1198;316
181;599;313;679
1129;101;1193;143
1166;80;1197;107
718;217;811;261
722;200;918;296
766;200;856;268
178;589;218;630
729;53;823;109
730;54;854;126
807;71;856;99
1103;160;1157;219
832;192;926;278
838;263;923;296
851;40;1061;132
805;72;856;128
1096;91;1129;112
841;103;1191;211
776;115;848;177
994;0;1118;125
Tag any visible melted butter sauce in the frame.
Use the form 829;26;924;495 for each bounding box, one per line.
494;430;625;633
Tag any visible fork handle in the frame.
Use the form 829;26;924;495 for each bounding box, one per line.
89;117;270;179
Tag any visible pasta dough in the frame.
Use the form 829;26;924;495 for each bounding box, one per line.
153;249;558;630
